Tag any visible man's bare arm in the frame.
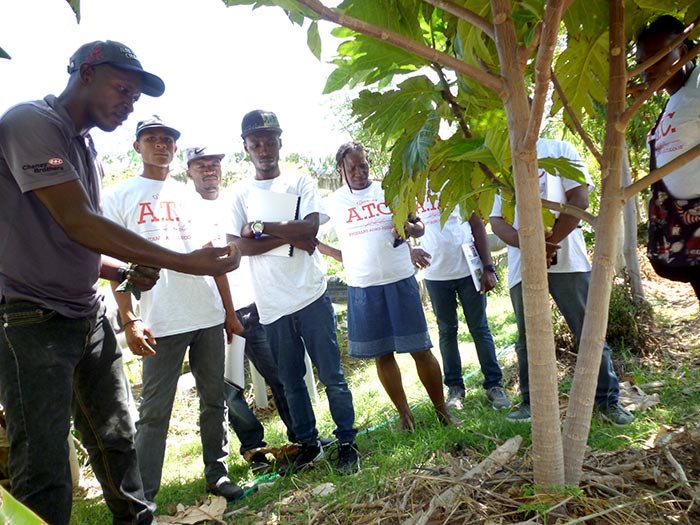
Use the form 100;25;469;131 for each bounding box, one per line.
33;180;239;276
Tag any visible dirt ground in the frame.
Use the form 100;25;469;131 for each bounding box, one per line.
246;261;700;525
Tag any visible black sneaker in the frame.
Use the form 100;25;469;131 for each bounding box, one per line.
247;452;273;475
206;477;244;501
278;440;324;475
337;442;360;475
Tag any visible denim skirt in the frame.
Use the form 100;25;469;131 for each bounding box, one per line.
347;276;432;358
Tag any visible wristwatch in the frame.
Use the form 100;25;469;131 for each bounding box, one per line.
484;264;497;273
251;220;265;239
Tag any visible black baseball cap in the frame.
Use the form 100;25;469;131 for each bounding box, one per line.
241;110;282;139
135;115;181;140
185;146;225;166
67;40;165;97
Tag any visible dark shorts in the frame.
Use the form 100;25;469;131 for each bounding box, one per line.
347;276;432;359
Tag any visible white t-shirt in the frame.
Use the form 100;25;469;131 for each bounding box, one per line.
648;65;700;199
489;139;593;289
195;194;256;309
227;171;328;325
102;176;225;337
325;182;414;287
417;195;474;281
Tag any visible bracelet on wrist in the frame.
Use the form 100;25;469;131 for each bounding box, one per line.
484;264;497;273
122;318;141;328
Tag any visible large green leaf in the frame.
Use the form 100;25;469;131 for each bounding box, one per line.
551;30;609;128
401;110;439;177
338;0;424;41
0;486;48;524
307;21;321;60
538;156;588;186
66;0;80;22
351;75;441;149
324;34;426;93
221;0;317;23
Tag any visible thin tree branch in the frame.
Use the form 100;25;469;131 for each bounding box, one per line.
525;0;566;148
622;142;700;201
422;0;494;41
551;71;603;164
541;199;596;227
295;0;505;95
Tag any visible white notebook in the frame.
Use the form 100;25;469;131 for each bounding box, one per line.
246;188;301;257
461;241;484;292
224;334;246;390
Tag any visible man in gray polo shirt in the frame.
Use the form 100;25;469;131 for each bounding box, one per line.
0;41;239;525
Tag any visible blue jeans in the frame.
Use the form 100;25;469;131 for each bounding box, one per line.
509;272;620;407
235;303;295;443
135;324;229;502
425;277;503;390
224;382;265;455
263;293;357;445
0;300;154;525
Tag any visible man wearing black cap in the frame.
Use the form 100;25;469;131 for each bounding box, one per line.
0;41;239;525
103;119;245;505
227;110;359;475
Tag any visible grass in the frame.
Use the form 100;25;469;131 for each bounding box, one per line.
69;282;700;524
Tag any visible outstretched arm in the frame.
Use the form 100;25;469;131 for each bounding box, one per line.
34;180;239;276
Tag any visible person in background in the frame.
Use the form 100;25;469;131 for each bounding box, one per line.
0;40;237;525
103;117;243;505
227;110;359;475
636;15;700;300
489;137;634;426
320;141;462;432
410;196;510;411
186;145;305;475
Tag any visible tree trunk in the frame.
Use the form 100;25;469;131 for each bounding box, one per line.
491;0;565;488
563;0;626;485
621;144;646;303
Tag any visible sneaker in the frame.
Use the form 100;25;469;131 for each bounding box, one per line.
278;440;324;475
506;403;531;423
598;403;635;426
446;386;465;410
486;386;512;410
247;452;273;475
336;442;360;475
206;476;244;501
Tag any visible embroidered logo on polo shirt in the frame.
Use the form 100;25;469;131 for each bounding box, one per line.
22;159;66;173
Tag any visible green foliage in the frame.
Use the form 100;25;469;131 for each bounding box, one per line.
551;29;609;128
538;156;588;187
0;486;47;524
606;277;654;352
307;20;322;60
222;0;317;22
66;0;81;22
0;47;10;59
